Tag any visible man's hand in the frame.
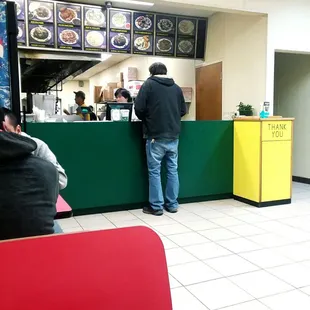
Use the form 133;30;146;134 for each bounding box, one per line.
63;109;70;115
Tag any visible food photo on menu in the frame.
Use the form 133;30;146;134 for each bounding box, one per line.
17;21;26;45
84;7;106;28
133;34;153;54
28;1;54;23
85;30;106;51
57;4;81;26
155;36;174;55
15;0;25;20
178;19;196;36
156;15;176;34
58;27;81;49
133;12;153;32
110;10;131;30
109;32;130;52
29;24;54;46
177;38;195;56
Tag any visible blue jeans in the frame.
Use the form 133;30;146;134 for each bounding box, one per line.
53;221;63;234
146;139;179;210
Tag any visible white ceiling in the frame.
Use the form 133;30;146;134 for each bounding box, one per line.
73;54;130;80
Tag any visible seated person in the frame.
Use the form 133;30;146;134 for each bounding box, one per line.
1;108;68;190
0;108;59;240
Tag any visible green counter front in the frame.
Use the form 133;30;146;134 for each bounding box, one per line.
27;121;233;215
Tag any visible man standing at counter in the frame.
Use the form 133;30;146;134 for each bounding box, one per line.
135;62;186;216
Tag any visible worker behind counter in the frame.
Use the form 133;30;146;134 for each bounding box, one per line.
63;91;96;121
114;88;138;121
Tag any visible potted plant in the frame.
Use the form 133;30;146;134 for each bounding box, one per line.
237;102;254;116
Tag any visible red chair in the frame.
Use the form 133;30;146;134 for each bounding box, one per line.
55;195;72;219
0;227;172;310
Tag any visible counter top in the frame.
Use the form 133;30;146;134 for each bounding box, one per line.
234;117;295;121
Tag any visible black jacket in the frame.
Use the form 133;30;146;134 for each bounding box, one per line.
135;75;186;139
0;132;59;240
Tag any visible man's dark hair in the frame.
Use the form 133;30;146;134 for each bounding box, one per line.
149;62;167;76
0;107;4;130
1;107;18;128
74;91;86;100
114;88;132;102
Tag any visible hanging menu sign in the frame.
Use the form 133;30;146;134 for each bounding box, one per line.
19;2;207;60
109;9;131;54
176;17;196;58
132;12;154;56
28;0;55;48
17;21;26;46
83;6;107;52
196;19;207;59
155;15;176;57
56;3;82;50
15;0;25;20
15;0;26;46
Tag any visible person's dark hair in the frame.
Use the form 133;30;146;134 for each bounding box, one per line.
149;62;167;76
114;88;132;102
0;107;4;130
89;105;94;112
1;107;18;128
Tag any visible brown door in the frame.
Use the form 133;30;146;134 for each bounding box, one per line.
196;62;222;120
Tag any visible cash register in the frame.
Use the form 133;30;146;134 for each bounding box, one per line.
105;102;133;122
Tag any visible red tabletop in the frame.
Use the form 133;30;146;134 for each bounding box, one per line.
0;227;172;310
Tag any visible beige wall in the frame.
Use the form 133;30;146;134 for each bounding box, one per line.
89;56;197;120
204;12;267;117
162;0;310;113
274;53;310;179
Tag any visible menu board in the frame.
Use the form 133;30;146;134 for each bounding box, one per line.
15;0;25;20
18;1;207;59
176;18;196;58
15;0;26;46
28;0;55;48
109;9;131;54
84;6;107;52
17;21;26;46
196;19;207;59
56;3;82;50
132;12;154;56
155;15;176;57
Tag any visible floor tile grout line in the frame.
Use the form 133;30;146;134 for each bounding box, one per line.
173;285;212;310
216;298;273;310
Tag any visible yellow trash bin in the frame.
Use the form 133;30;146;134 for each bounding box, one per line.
233;117;294;207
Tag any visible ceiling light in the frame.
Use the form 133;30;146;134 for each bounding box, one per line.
111;0;154;6
101;53;112;61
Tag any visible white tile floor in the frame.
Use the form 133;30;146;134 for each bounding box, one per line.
57;182;310;310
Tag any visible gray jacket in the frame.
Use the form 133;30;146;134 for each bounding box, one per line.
21;132;68;190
